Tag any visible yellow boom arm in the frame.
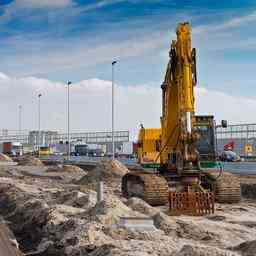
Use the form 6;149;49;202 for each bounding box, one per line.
160;22;199;172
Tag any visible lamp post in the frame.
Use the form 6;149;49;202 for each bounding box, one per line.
18;105;22;136
67;81;72;161
112;61;117;160
38;93;42;158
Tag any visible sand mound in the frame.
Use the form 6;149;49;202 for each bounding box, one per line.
0;153;13;162
176;244;238;256
87;195;145;226
126;197;159;216
63;165;85;172
77;160;129;186
105;160;130;176
18;156;44;166
46;165;85;173
231;239;256;256
241;184;256;199
43;165;86;183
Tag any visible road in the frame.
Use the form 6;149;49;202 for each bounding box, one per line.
40;155;256;175
222;162;256;175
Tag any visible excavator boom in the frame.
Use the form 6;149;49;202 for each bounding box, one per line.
160;22;199;172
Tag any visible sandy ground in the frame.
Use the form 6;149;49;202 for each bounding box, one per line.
0;161;255;256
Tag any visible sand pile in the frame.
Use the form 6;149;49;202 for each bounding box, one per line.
46;165;87;182
88;195;145;226
231;239;256;256
76;160;129;192
126;197;160;216
53;189;97;209
62;165;86;173
17;156;44;166
105;160;130;176
0;153;13;162
176;244;238;256
1;163;256;256
241;184;256;199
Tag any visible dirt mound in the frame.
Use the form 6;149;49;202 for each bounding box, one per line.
105;160;130;176
176;244;238;256
231;239;256;256
241;184;256;199
63;165;85;172
17;156;44;166
54;189;97;209
87;195;144;226
76;160;129;187
44;165;86;183
153;212;178;236
0;153;13;162
126;197;159;216
46;164;86;173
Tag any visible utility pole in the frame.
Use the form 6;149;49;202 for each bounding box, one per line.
18;105;22;136
38;94;42;158
67;81;72;161
112;61;117;160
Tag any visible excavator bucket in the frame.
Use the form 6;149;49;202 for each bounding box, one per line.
169;192;215;216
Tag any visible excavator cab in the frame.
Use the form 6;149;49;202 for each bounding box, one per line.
195;115;217;168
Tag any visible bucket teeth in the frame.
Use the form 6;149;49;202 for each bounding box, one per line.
169;191;215;216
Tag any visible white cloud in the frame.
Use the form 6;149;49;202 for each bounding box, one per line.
6;0;73;9
194;11;256;34
1;30;168;76
0;72;256;139
77;0;127;13
0;0;74;26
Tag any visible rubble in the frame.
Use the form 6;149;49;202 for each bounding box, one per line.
0;162;255;256
176;244;239;256
231;239;256;256
77;160;129;184
0;153;13;162
76;160;129;195
241;184;256;199
16;156;44;166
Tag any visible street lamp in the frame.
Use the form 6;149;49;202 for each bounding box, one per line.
38;93;42;157
112;60;117;160
18;105;22;136
67;81;72;161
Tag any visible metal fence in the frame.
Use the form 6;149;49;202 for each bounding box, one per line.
0;130;130;145
216;124;256;157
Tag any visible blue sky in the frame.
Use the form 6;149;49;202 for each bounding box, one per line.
0;1;255;92
0;0;256;134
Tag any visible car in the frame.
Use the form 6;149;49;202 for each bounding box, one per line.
220;150;241;162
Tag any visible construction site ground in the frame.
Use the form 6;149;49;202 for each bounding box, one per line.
0;158;256;256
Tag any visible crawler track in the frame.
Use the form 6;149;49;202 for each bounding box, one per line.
215;172;241;203
122;172;169;206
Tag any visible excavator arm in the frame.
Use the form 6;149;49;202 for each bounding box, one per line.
160;22;199;172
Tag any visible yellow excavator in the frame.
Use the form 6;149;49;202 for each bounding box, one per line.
122;22;241;214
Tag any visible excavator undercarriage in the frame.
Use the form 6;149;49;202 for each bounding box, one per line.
122;169;241;215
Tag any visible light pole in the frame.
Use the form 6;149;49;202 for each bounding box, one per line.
67;81;72;161
38;93;42;158
18;105;22;136
112;61;117;160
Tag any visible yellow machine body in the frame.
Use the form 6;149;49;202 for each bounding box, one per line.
137;128;161;166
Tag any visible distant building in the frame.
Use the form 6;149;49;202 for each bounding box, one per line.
28;130;58;147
